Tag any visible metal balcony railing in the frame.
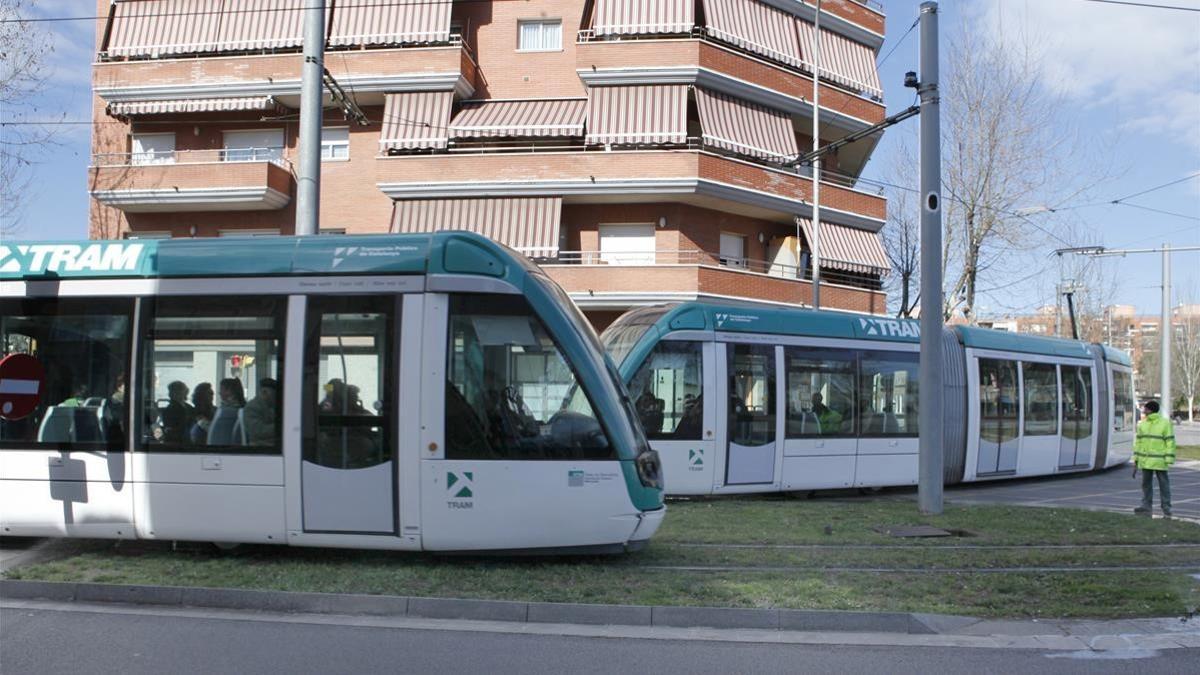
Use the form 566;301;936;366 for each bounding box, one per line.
93;147;292;168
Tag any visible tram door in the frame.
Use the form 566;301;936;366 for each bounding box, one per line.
723;343;778;485
1058;365;1094;469
300;295;398;534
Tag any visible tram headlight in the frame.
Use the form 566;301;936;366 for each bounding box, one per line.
635;448;663;490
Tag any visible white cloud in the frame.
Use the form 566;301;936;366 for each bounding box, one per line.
976;0;1200;149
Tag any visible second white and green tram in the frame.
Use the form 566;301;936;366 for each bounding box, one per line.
604;303;1137;495
0;233;663;552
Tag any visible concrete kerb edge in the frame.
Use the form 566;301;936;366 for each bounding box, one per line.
0;579;1117;636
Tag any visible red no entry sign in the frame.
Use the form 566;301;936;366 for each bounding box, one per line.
0;354;47;421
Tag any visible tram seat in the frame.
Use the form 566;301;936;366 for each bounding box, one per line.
37;406;75;443
797;411;820;435
73;407;106;443
83;397;105;407
208;407;247;446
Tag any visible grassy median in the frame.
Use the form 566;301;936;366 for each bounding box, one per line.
6;498;1199;619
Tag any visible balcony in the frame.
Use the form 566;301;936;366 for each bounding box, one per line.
376;146;886;227
575;38;884;126
543;249;887;314
89;149;293;213
93;44;479;106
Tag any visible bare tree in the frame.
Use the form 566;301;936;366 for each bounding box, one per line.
1174;291;1200;422
0;0;58;233
882;138;920;317
936;24;1104;322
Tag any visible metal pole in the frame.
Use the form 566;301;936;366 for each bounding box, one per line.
1056;254;1064;337
811;0;822;310
1161;243;1171;407
917;1;943;515
295;0;326;237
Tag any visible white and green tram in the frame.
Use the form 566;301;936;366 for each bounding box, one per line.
0;233;663;552
605;302;1136;496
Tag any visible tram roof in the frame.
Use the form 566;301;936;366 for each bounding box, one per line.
1097;343;1133;367
0;232;534;282
954;325;1095;359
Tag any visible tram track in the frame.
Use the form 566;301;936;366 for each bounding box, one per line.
666;541;1200;551
628;563;1200;574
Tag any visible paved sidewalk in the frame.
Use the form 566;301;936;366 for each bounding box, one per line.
945;462;1200;522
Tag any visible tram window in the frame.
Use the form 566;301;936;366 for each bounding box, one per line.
1062;366;1093;440
628;341;703;440
0;299;132;450
979;359;1020;444
728;344;775;447
1022;362;1058;436
303;296;393;469
859;352;919;437
785;348;855;438
1112;370;1135;431
139;297;284;455
446;294;613;460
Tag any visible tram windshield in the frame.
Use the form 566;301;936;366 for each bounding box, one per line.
600;307;669;367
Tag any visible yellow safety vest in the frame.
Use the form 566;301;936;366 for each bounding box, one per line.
1133;413;1176;471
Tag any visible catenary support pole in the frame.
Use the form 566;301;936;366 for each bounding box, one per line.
811;0;822;309
1161;243;1171;407
295;0;326;237
917;1;943;515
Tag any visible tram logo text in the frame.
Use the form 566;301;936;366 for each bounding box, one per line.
446;471;474;509
859;317;919;339
689;449;704;471
0;244;144;275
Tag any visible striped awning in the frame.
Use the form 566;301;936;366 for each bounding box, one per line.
213;0;315;52
593;0;695;36
449;99;587;139
107;96;284;117
701;0;804;69
329;0;452;46
585;85;688;146
390;198;563;256
107;0;225;57
695;88;798;162
798;218;890;274
379;92;453;152
797;22;883;99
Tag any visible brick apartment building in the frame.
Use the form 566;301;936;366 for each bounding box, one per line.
88;0;892;329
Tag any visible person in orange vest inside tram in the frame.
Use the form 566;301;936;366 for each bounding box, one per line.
1133;400;1176;518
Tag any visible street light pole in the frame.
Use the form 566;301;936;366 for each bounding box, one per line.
916;1;943;515
1161;243;1171;406
811;0;823;310
295;0;326;237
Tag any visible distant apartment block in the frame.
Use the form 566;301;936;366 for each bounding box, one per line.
89;0;892;328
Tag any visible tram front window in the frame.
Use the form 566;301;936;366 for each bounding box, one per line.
446;294;613;460
627;341;703;440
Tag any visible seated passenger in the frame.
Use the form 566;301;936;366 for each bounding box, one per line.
243;378;278;446
811;393;843;435
189;382;215;444
60;383;90;408
218;378;246;409
160;381;195;444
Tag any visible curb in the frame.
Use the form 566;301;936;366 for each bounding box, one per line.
0;579;944;634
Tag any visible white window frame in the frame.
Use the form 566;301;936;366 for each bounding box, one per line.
130;132;175;166
222;128;285;163
321;127;350;161
218;229;280;237
517;19;563;52
598;223;656;266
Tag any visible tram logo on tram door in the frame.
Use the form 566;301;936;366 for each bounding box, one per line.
0;354;47;421
689;449;705;471
446;471;474;509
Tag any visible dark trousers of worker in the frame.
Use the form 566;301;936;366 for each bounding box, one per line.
1140;469;1171;514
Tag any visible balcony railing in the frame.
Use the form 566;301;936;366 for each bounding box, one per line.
93;147;291;168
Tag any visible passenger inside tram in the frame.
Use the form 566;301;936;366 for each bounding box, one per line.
160;381;195;444
243;378;278;445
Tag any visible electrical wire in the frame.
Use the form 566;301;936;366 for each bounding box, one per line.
1078;0;1200;12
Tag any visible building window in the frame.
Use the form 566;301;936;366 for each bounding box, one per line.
218;229;280;237
131;133;175;165
321;127;350;161
123;231;172;240
517;19;562;51
598;224;655;265
222;129;284;163
719;233;746;269
319;228;347;235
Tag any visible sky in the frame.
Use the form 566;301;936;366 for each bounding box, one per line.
2;0;1198;318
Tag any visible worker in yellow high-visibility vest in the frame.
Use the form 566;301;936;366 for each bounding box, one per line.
1133;400;1175;518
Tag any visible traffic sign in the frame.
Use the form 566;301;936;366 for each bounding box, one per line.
0;354;47;421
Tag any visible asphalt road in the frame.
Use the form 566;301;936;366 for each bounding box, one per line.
2;604;1197;675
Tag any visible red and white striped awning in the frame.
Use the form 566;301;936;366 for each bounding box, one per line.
107;96;284;117
695;88;798;162
329;0;452;46
449;99;587;139
585;85;688;146
798;218;890;274
379;92;453;152
390;198;563;256
106;0;225;57
701;0;804;69
592;0;695;36
797;22;883;99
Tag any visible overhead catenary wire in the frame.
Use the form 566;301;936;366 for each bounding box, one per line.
1078;0;1200;11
